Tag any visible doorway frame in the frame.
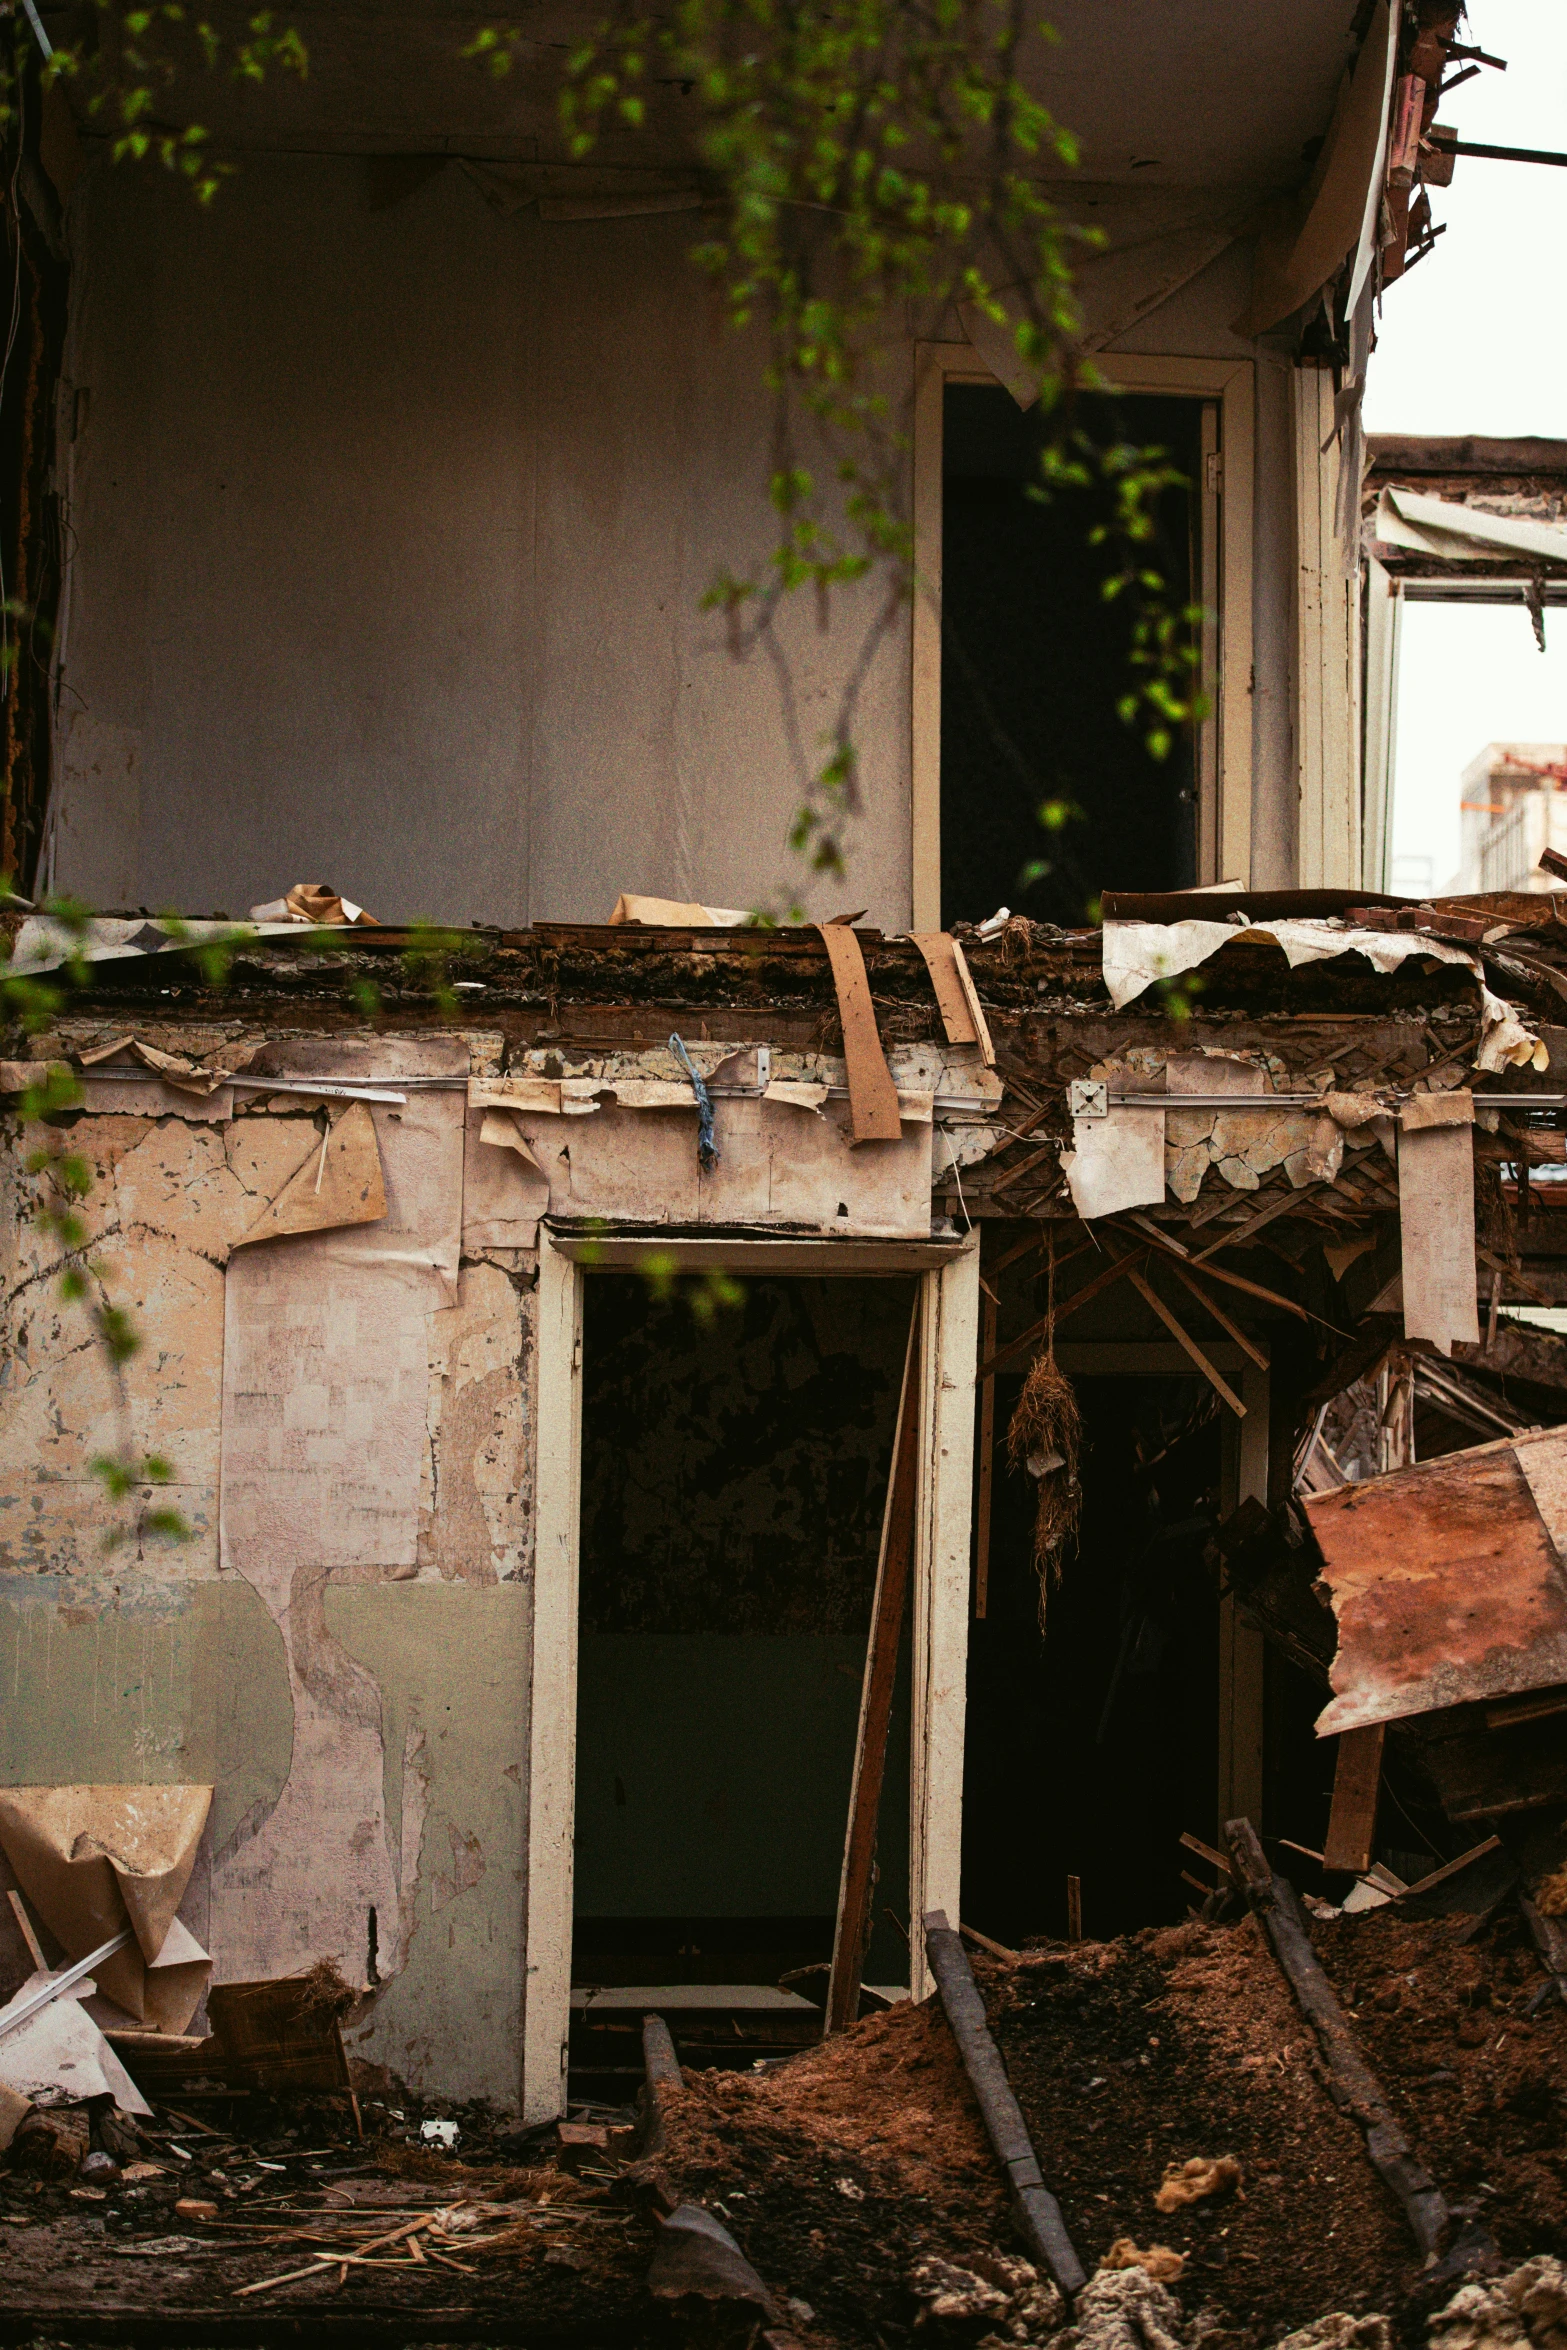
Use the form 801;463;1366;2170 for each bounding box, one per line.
521;1224;982;2122
911;344;1257;928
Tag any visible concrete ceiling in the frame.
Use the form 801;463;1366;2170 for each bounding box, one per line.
45;0;1363;189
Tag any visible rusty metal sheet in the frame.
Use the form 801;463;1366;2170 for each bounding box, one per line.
1306;1430;1567;1735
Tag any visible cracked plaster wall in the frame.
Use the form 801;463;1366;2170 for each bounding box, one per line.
0;1085;537;2105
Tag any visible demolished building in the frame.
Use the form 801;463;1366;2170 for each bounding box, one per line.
2;2;1566;2339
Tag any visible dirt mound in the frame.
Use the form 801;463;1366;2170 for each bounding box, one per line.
652;1908;1567;2348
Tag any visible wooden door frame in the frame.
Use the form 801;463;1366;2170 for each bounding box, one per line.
911;344;1257;928
521;1225;981;2121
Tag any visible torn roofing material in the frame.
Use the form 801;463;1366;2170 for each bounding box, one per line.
1306;1425;1567;1735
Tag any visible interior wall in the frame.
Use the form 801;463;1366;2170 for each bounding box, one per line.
574;1274;914;1986
52;154;913;931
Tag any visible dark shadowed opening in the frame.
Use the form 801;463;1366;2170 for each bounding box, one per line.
940;383;1202;929
962;1375;1223;1946
572;1272;917;2076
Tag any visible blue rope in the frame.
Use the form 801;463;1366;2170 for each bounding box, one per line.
669;1032;719;1171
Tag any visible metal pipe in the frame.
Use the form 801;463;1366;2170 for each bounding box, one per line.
0;1929;132;2041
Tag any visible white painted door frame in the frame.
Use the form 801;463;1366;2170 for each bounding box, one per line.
521;1227;981;2122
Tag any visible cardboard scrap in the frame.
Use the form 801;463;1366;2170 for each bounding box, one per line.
463;1106;549;1252
764;1078;830;1113
0;2082;29;2150
231;1100;387;1251
467;1074;601;1115
478;1108;549;1172
1398;1092;1479;1353
1062;1103;1166;1220
78;1035;230;1096
0;1979;153;2117
814;924;903;1143
247;882;378;926
608;892;749;927
0;1785;212;2028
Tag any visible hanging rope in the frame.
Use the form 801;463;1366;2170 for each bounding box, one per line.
1006;1226;1082;1627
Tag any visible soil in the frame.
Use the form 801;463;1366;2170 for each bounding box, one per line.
650;1905;1567;2350
3;1901;1563;2348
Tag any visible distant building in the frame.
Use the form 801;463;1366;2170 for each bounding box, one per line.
1455;742;1567;894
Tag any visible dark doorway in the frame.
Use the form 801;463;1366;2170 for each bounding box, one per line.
940;384;1203;929
962;1375;1223;1947
572;1274;916;2002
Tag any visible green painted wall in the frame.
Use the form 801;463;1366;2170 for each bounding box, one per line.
0;1573;292;1857
329;1583;529;2108
575;1631;911;1947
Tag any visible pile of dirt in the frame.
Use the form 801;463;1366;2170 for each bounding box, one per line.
653;1995;1010;2338
649;1907;1566;2349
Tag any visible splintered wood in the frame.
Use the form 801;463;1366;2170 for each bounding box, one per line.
826;1308;921;2033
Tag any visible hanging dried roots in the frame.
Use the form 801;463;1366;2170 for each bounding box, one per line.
1006;1351;1082;1625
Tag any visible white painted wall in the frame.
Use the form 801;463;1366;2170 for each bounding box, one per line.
54;158;1300;919
54;154;911;930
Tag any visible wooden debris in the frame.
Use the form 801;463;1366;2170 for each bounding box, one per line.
827;1307;921;2034
976;1282;998;1619
958;1921;1021;1965
1323;1724;1386;1875
1123;1262;1246;1417
1179;1831;1233;1881
922;1910;1086;2299
813;922;902;1142
1394;1836;1503;1903
1222;1818;1449;2259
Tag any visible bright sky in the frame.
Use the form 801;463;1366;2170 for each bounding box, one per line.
1367;0;1567;886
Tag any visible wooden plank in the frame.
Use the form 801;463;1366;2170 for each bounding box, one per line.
826;1308;921;2035
908;933;980;1045
1124;1264;1246;1417
923;1912;1087;2295
523;1232;585;2123
1399;1119;1481;1351
813;922;902;1142
959;1920;1020;1965
1163;1258;1268;1370
1322;1723;1385;1875
975;1286;998;1620
977;1249;1145;1380
1191;1179;1326;1262
1141;1219;1312;1322
1066;1876;1083;1945
1395;1836;1502;1903
1224;1819;1447;2257
948;938;997;1067
1179;1830;1233;1880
